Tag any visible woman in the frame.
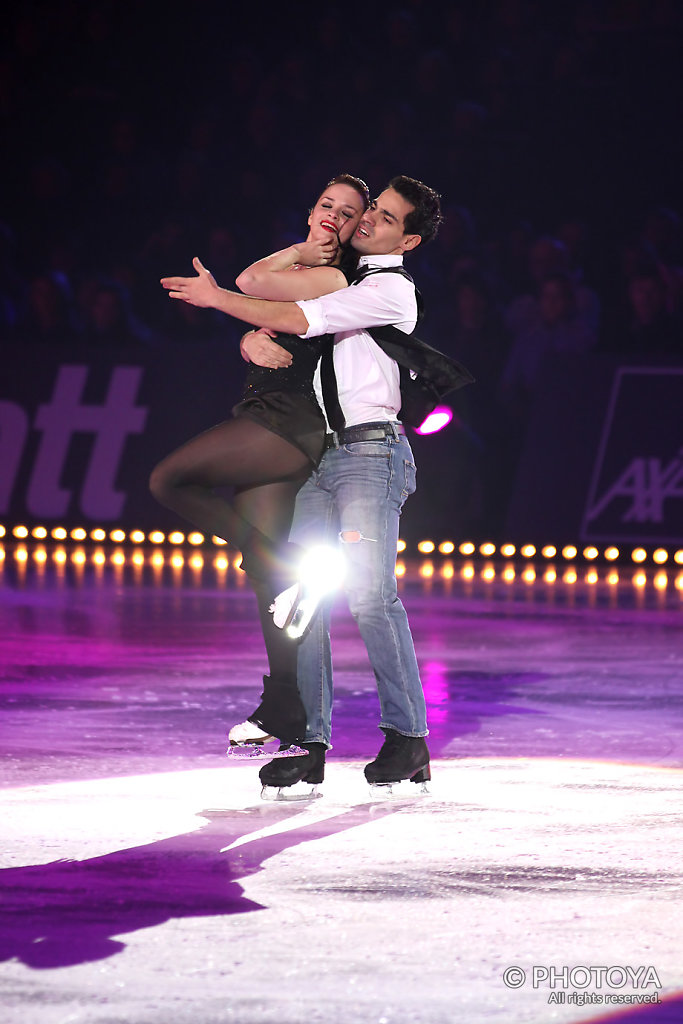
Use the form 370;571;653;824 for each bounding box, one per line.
150;174;369;749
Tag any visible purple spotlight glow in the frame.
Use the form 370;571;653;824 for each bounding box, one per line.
415;405;453;435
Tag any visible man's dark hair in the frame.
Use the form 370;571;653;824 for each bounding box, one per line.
388;175;443;244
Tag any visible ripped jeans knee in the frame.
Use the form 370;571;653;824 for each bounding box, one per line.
340;530;377;545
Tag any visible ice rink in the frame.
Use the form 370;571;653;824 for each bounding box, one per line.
2;547;682;1023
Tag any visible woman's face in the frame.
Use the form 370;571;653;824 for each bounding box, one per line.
539;279;572;325
308;183;366;246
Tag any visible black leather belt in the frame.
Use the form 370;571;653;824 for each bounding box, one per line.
324;422;405;449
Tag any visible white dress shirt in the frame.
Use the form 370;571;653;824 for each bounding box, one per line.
296;254;418;428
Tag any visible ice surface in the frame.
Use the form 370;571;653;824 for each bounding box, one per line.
1;760;683;1023
1;554;682;1022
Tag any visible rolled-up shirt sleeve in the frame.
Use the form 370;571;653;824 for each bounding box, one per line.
296;274;417;338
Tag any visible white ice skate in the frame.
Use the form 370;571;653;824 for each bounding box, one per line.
228;719;275;747
227;721;307;760
270;545;346;639
270;583;300;630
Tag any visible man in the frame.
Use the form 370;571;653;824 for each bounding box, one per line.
162;175;451;793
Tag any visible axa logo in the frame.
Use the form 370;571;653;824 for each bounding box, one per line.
0;365;148;520
585;450;683;524
581;366;683;541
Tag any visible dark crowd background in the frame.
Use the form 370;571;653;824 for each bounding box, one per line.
2;0;682;538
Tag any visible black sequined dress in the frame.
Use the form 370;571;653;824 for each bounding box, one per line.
232;331;329;465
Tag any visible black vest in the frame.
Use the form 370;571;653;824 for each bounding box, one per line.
351;266;475;426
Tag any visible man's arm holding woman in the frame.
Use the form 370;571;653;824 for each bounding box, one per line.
162;239;349;365
162;257;310;334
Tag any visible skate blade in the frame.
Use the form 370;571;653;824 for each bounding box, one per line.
368;780;431;798
260;782;322;802
227;743;308;761
284;595;320;639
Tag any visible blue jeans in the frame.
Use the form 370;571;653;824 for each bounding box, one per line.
289;430;428;747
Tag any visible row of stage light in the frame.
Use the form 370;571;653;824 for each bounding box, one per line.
3;542;683;594
2;524;683;568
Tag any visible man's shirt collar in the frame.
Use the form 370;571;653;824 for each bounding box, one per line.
356;253;404;271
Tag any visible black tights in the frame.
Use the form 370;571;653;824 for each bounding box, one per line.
149;416;310;680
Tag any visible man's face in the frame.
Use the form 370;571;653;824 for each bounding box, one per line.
352;188;421;256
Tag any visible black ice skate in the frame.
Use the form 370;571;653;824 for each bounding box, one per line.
227;675;307;759
259;742;326;800
364;729;431;794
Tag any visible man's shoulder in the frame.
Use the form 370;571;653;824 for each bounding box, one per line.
353;266;417;294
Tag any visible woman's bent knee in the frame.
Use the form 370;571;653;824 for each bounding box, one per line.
149;461;171;504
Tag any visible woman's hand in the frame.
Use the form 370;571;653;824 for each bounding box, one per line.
293;236;339;267
161;257;219;306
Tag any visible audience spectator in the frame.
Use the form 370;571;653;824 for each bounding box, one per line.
447;270;512;535
501;271;598;415
0;222;22;342
2;0;683;535
505;235;600;340
620;271;682;354
79;277;154;348
18;273;80;346
638;207;683;314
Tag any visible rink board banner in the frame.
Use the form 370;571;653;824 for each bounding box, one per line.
505;357;683;545
3;345;682;542
1;342;245;530
581;367;683;544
